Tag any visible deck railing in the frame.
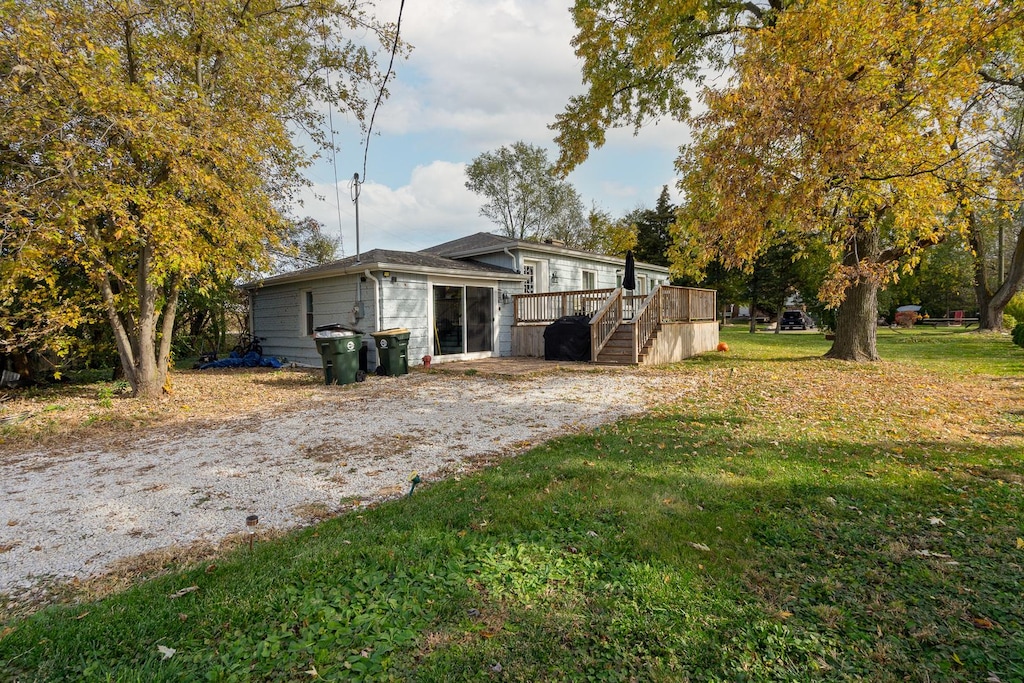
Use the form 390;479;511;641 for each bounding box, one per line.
589;288;623;359
514;286;716;325
659;286;717;322
514;288;614;324
632;289;661;363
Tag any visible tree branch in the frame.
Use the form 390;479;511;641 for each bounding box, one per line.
979;69;1024;89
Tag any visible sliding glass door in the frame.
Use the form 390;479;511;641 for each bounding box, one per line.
432;284;493;356
466;286;492;353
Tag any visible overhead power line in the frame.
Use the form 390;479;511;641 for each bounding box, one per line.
362;0;406;181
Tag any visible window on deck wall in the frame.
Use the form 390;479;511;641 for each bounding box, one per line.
303;291;314;335
522;263;536;294
581;269;596;290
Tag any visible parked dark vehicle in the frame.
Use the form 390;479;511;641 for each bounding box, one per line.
780;310;815;330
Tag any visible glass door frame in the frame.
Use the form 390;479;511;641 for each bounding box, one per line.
427;277;499;361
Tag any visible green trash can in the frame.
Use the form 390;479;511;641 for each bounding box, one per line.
370;328;410;376
313;329;364;385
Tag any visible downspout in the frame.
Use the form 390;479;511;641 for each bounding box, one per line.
363;269;381;370
503;247;519;274
247;289;255;336
363;270;380;331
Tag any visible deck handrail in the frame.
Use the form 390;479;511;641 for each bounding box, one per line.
589;288;623;359
632;288;661;363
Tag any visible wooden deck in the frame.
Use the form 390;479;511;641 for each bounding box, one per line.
511;285;718;365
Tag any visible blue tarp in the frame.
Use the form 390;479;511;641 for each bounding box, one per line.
199;351;283;370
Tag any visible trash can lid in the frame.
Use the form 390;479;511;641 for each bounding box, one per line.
314;323;363;334
370;327;410;337
314;329;361;339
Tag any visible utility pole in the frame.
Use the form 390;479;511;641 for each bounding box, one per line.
352;172;362;263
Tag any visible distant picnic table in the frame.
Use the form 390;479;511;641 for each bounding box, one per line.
917;317;978;328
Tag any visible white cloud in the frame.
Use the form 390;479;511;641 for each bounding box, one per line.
374;0;581;144
297;160;489;252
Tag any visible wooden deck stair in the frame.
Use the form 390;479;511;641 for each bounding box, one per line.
594;323;660;365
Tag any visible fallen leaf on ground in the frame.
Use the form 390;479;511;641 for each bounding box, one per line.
168;585;199;599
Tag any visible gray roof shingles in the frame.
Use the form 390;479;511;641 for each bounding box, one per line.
247;247;517;288
419;232;516;257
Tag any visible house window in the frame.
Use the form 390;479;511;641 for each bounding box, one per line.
636;275;647;294
581;269;596;290
522;263;536;294
304;290;314;335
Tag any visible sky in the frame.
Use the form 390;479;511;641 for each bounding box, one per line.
293;0;695;255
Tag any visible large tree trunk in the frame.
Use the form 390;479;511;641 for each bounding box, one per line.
976;288;1005;331
968;208;1024;331
825;279;880;361
825;228;881;361
97;244;180;400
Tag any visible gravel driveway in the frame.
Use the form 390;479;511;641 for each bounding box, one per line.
1;367;699;603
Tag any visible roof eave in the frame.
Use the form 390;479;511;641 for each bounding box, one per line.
242;260;526;290
442;241;671;273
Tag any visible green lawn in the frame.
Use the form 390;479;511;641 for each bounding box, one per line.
2;329;1022;681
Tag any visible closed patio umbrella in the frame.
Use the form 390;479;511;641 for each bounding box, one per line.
622;250;636;291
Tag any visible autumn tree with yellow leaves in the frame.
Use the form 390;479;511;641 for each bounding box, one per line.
1;0;399;397
554;0;1023;360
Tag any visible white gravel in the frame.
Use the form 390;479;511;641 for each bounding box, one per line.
0;369;698;600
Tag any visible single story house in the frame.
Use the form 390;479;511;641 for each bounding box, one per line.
244;232;715;369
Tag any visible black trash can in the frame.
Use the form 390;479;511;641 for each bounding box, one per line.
543;315;592;361
370;328;410;376
313;327;364;385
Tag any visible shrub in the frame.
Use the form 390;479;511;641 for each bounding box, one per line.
1003;314;1017;332
1012;322;1024;348
1006;292;1024;322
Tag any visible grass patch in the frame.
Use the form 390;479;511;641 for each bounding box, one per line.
716;324;1024;376
1;331;1022;681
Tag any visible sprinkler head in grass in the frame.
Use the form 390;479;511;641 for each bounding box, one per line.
408;472;422;497
246;514;259;550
